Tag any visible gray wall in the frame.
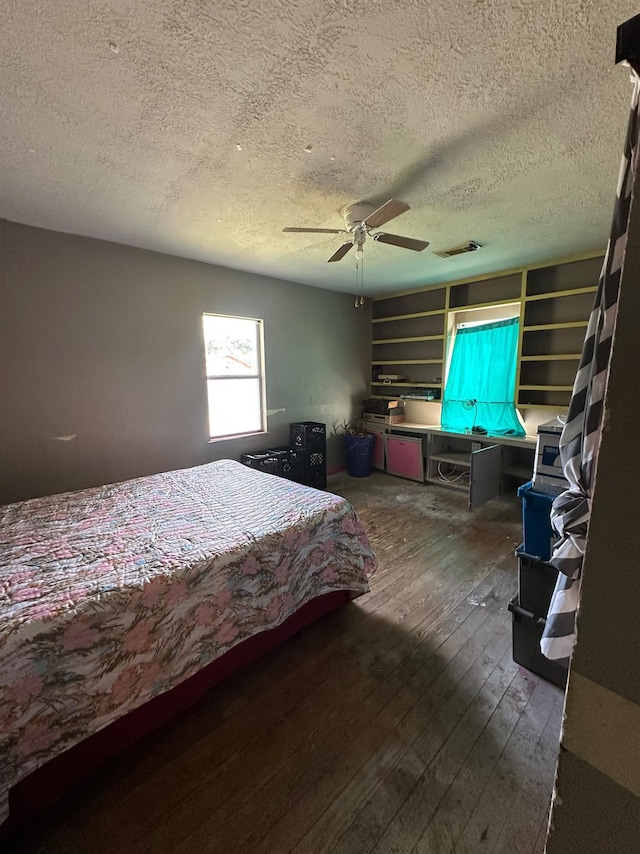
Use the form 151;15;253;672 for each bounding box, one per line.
544;159;640;847
0;219;371;504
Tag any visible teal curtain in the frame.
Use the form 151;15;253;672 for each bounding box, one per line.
442;316;524;436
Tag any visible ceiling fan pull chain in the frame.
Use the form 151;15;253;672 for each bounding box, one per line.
354;256;360;307
359;251;364;305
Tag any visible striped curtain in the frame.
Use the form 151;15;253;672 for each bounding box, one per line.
541;74;640;662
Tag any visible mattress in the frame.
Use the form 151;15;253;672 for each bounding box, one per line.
0;459;376;824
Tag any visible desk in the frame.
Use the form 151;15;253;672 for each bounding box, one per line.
386;421;536;447
364;421;536;508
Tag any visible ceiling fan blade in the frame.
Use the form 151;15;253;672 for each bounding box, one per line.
373;233;429;252
327;242;354;262
283;227;346;234
363;199;410;229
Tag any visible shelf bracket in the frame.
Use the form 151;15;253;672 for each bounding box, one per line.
616;13;640;75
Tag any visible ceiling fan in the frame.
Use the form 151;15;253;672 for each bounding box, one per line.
282;199;429;263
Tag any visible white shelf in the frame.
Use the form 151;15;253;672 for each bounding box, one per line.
503;464;532;479
517;403;569;411
372;335;444;344
372;309;445;321
523;321;588;332
519;384;573;392
371;382;442;388
520;354;581;361
449;297;521;312
371;359;443;365
430;451;471;468
425;475;468;491
524;285;597;301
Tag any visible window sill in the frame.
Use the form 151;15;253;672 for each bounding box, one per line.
207;431;269;444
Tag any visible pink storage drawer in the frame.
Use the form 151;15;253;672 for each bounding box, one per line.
384;435;424;482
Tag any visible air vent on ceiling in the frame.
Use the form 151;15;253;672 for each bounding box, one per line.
434;241;482;258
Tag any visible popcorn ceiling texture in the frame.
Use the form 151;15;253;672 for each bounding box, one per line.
0;0;637;294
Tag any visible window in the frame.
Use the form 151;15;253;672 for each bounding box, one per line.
202;313;266;440
442;312;524;436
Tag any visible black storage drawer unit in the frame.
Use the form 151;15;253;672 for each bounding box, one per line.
508;596;568;688
516;545;559;618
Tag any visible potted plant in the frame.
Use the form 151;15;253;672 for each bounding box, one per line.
333;419;375;478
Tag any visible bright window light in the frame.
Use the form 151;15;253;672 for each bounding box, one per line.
202;313;266;440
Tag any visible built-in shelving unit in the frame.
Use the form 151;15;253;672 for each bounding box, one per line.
371;284;447;400
371;251;603;413
517;254;601;410
448;273;522;309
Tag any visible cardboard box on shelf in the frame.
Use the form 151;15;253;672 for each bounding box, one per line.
534;419;564;479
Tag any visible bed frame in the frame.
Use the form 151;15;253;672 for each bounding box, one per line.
1;461;376;830
5;590;350;828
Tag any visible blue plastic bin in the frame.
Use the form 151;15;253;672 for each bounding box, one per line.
344;434;375;477
517;480;557;561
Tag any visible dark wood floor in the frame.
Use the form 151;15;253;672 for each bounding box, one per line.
4;472;564;854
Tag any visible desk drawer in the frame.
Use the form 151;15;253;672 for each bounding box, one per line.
384;435;424;481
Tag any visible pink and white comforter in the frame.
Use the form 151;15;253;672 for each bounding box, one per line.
0;459;376;823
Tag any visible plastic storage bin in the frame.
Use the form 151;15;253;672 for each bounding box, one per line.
290;422;326;450
344;434;375;478
267;447;305;482
239;453;280;475
289;422;327;488
517;480;557;560
516;545;559;618
303;449;327;489
508;596;568;688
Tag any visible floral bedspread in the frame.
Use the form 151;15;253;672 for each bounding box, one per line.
0;459;376;824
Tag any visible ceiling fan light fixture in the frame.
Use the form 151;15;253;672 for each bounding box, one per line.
281;198;428;264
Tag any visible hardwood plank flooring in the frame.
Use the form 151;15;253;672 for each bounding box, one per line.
3;472;564;854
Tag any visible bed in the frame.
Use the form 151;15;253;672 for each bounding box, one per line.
0;459;376;827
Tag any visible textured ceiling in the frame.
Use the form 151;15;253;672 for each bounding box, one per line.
1;0;638;295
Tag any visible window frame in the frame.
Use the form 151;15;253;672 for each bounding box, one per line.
202;312;267;442
441;309;525;436
444;301;521;383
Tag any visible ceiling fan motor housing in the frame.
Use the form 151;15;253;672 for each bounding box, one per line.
342;202;376;232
